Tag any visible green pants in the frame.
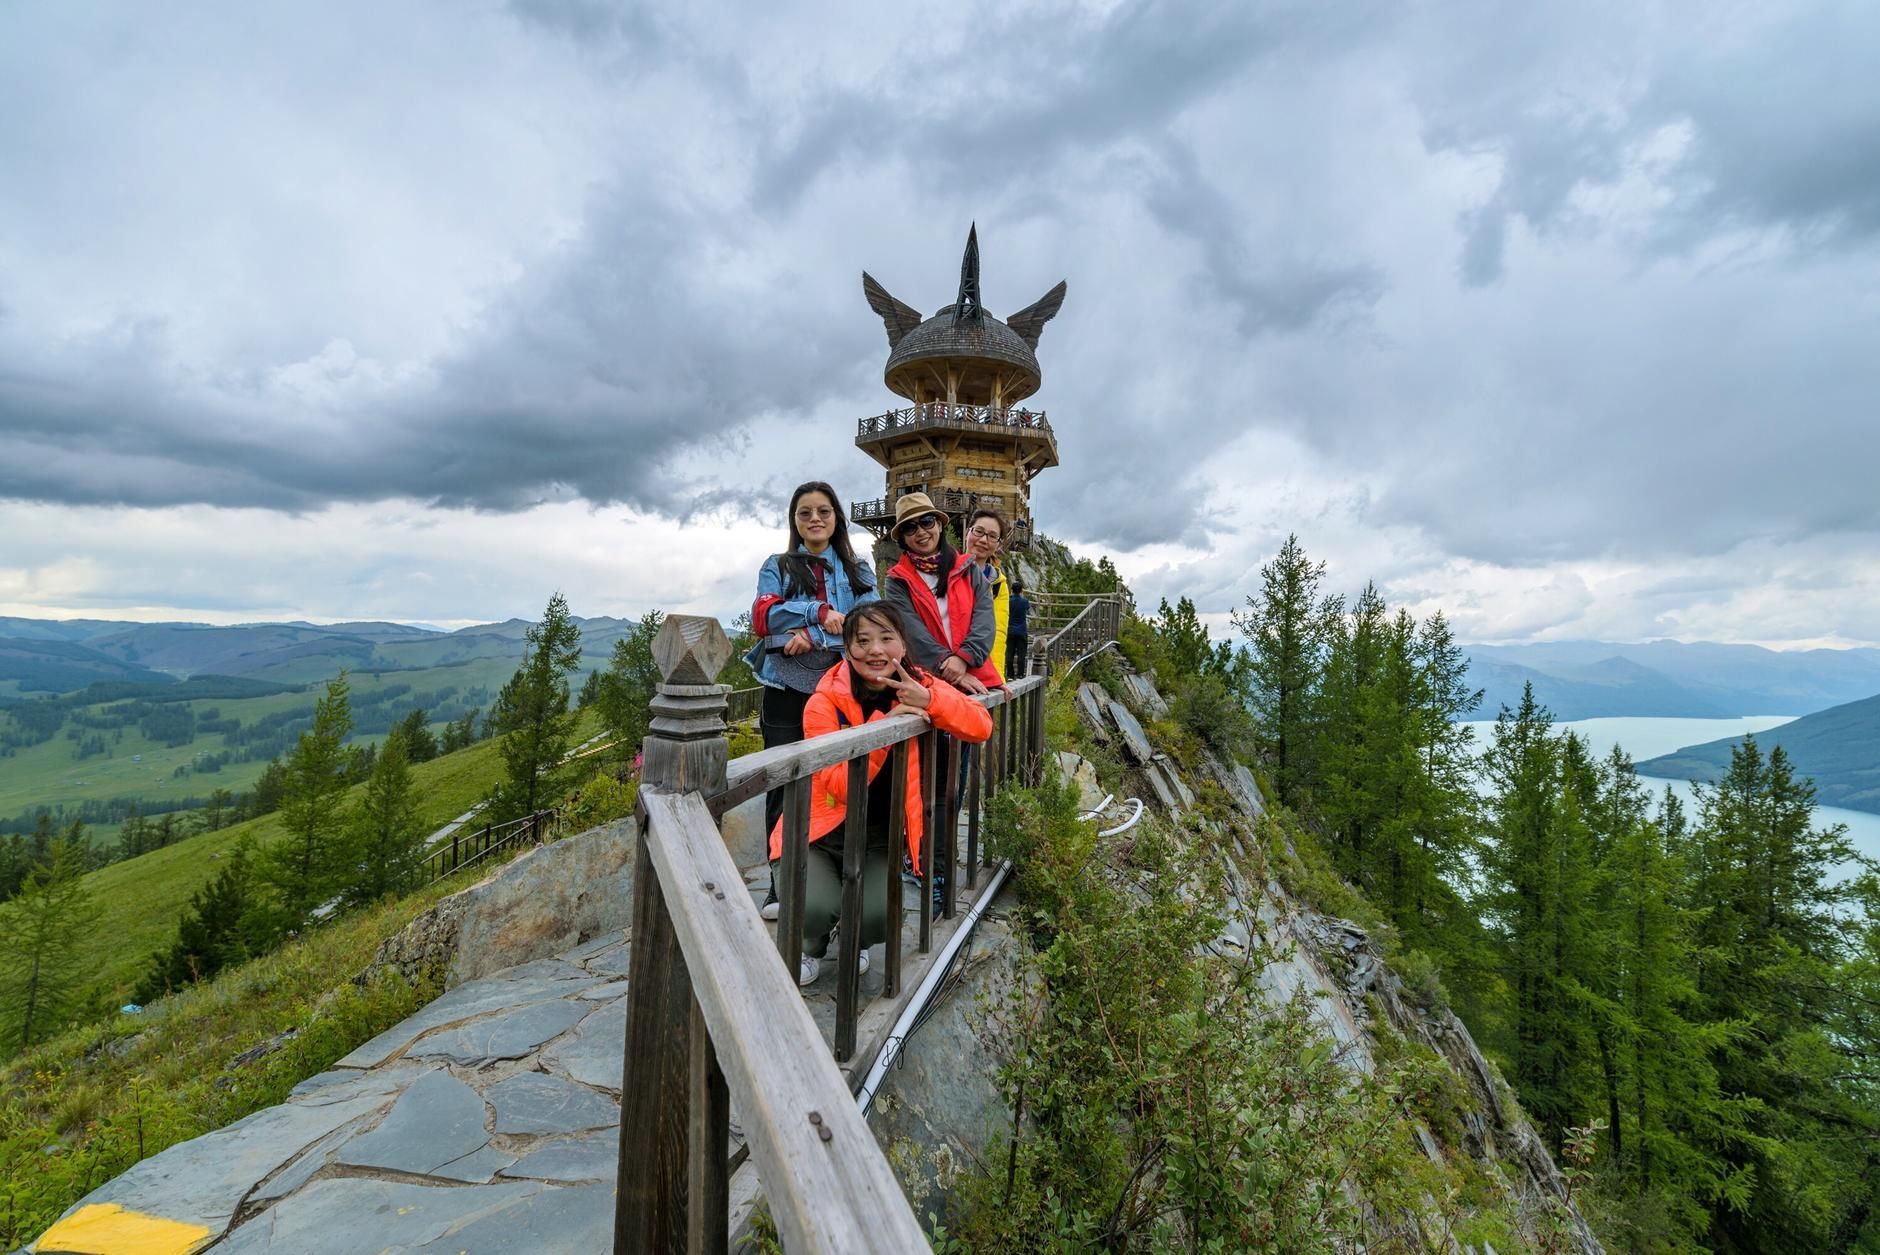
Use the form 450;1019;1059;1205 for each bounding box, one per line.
792;845;893;959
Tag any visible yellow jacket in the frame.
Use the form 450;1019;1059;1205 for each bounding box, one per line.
980;560;1010;684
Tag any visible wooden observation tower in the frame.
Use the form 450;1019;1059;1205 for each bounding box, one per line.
851;226;1067;550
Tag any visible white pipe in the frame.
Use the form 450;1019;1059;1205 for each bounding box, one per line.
858;858;1014;1117
1099;798;1145;837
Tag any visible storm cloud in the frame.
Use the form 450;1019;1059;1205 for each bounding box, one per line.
2;0;1878;643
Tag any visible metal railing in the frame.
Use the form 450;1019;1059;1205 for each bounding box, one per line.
1030;593;1124;675
614;615;1047;1252
856;402;1052;441
422;809;555;885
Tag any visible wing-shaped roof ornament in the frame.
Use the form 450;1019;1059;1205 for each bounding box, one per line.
861;272;922;348
1006;280;1068;350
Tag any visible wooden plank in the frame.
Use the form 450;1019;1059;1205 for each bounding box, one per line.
776;778;808;979
835;756;868;1061
687;994;729;1255
718;679;1040;809
966;738;982;884
616;822;695;1253
919;728;937;954
637;790;930;1254
940;735;959;920
884;740;907;997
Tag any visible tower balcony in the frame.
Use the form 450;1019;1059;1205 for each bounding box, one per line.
855;403;1057;468
850;489;1035;550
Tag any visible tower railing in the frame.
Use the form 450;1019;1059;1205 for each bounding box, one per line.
856;401;1051;441
615;615;1048;1252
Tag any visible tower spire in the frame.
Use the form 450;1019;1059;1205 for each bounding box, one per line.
953;223;981;322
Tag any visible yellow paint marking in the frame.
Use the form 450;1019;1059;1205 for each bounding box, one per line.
34;1203;213;1255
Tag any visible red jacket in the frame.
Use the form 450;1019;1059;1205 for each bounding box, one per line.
884;553;1003;688
767;661;993;872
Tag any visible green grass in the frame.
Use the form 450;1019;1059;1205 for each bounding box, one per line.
0;664;519;825
0;884;458;1248
57;710;602;1017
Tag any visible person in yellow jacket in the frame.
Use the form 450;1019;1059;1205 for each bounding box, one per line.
767;601;993;986
964;506;1011;684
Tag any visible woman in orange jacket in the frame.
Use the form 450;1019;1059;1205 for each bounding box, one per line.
768;601;993;986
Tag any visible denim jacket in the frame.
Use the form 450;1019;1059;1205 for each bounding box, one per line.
746;547;878;691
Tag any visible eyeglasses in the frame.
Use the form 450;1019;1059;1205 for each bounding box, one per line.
904;514;942;532
794;507;836;521
967;527;1002;542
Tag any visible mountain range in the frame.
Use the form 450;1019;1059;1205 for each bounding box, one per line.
0;614;645;697
1462;640;1880;722
1636;692;1880;816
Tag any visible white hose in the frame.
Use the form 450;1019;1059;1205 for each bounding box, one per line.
857;858;1013;1117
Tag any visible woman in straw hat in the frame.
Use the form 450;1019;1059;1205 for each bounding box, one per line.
879;493;1001;695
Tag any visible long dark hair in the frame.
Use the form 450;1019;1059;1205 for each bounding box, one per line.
841;601;928;690
778;480;873;597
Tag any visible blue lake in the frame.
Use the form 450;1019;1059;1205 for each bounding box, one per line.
1458;715;1880;873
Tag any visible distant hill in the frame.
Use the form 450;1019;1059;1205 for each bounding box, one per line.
1464;640;1880;721
1636;692;1880;815
0;636;171;695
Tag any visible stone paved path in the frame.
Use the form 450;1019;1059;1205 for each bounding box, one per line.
32;809;980;1254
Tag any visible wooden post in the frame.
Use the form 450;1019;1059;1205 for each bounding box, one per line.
617;614;732;1255
835;756;868;1061
883;740;907;997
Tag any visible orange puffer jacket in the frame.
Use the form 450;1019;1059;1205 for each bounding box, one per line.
766;661;993;873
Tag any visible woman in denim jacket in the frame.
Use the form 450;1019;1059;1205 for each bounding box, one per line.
747;480;877;918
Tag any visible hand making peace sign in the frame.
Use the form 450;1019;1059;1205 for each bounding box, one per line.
886;660;932;720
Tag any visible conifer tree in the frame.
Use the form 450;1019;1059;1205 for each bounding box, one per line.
490;593;583;820
1233;534;1332;809
1480;685;1598;1144
344;729;424;902
597;610;663;759
1687;737;1865;1249
134;835;259;1003
395;708;438;763
260;673;354;921
0;835;92;1055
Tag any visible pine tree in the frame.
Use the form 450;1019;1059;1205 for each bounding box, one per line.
134;835;258;1003
1686;736;1866;1250
1232;534;1332;810
260;673;354;921
0;835;92;1055
343;729;424;903
490;593;583;820
597;610;663;760
395;708;439;763
1479;684;1599;1145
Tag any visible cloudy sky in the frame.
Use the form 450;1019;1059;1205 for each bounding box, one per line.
2;1;1876;646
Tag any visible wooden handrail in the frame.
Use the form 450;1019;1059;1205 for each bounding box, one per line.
714;676;1042;816
632;790;929;1253
616;614;1051;1250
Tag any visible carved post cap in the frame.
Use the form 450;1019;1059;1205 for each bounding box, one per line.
653;615;732;686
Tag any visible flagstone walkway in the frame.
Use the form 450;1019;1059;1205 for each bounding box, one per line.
32;815;988;1254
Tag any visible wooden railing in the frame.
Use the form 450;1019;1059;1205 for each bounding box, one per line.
614;615;1047;1252
726;685;762;722
421;809;554;885
848;490;1035;550
855;402;1052;441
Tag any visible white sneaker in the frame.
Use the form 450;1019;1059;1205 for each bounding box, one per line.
797;954;821;987
761;895;780;922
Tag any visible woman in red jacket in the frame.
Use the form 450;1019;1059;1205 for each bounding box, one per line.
768;601;993;986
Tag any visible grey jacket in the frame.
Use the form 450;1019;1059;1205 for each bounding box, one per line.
881;552;999;682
